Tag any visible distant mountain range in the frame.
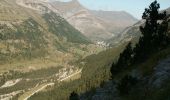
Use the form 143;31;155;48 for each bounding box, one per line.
49;0;138;41
12;0;138;41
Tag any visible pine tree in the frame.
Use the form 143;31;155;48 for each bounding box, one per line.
111;42;133;77
134;0;168;62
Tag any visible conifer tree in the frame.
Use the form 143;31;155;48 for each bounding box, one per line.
134;0;168;61
111;42;133;76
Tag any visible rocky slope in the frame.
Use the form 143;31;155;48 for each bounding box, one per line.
86;54;170;100
90;10;138;33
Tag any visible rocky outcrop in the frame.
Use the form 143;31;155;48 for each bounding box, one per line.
91;81;120;100
150;56;170;88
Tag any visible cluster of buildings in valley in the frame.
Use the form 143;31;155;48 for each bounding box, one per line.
96;41;110;48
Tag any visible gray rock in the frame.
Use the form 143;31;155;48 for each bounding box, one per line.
149;56;170;88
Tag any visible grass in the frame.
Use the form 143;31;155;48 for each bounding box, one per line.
0;57;62;73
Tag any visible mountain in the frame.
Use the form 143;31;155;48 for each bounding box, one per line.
107;20;143;47
90;10;138;33
50;0;138;41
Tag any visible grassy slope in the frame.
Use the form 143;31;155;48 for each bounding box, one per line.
43;12;90;44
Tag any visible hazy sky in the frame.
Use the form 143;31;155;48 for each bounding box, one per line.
56;0;170;19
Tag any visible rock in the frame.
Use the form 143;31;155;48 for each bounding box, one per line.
149;56;170;88
91;81;120;100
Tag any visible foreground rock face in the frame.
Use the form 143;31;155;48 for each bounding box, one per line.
81;55;170;100
90;81;120;100
150;56;170;88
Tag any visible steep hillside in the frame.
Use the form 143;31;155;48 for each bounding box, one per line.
91;10;138;34
107;20;143;47
43;12;89;43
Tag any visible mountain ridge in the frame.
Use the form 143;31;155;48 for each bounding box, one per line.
15;0;138;41
49;0;138;41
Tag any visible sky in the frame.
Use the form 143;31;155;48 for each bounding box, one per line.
56;0;170;19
